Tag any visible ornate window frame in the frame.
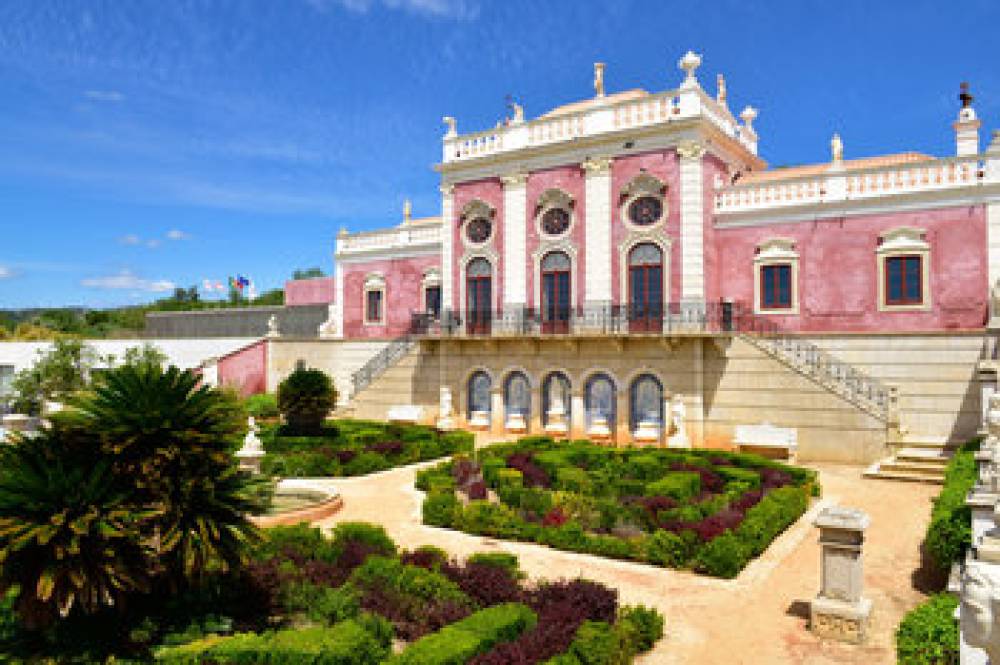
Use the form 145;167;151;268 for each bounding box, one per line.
460;199;496;250
619;173;668;231
753;238;799;316
459;250;500;319
421;267;442;317
876;227;931;312
532;241;579;314
362;273;386;326
618;235;671;308
534;188;576;241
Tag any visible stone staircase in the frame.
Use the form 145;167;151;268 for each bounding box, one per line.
863;435;958;484
342;343;431;421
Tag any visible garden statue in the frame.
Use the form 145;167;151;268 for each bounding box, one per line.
961;560;1000;664
436;385;455;430
267;314;280;337
989;391;1000;440
545;385;569;437
236;416;265;474
667;394;690;448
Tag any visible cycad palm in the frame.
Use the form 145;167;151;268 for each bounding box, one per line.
0;434;155;628
64;364;262;585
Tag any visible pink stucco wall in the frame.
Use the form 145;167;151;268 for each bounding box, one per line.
610;150;682;304
284;277;335;306
525;165;586;308
451;178;504;313
342;254;441;338
714;204;988;332
217;339;267;397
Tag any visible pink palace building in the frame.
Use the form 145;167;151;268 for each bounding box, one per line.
260;51;1000;477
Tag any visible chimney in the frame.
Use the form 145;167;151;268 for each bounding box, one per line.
954;82;981;156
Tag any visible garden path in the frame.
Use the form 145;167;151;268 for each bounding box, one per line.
313;462;938;664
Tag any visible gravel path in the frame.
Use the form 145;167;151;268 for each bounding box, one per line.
314;460;939;664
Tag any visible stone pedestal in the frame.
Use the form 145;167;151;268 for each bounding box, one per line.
436;386;455;431
588;416;612;443
633;420;661;445
544;408;569;439
236;417;265;475
505;413;527;434
810;506;872;644
468;410;490;431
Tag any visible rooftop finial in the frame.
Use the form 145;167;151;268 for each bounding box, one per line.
678;50;702;88
594;62;606;98
831;133;844;164
442;116;457;138
961;81;974;109
403;198;412;223
716;73;727;106
739;105;758;133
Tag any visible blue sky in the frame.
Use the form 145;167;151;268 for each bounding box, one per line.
0;0;997;308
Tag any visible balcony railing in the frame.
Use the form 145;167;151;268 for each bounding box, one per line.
407;301;770;338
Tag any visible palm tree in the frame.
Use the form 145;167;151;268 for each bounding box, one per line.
63;364;262;586
0;433;156;629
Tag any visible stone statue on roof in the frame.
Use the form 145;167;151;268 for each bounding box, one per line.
831;133;844;164
594;62;605;98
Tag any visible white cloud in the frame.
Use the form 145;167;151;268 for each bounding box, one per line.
307;0;477;19
0;266;11;279
84;89;125;103
81;270;175;292
146;238;161;248
120;233;141;245
166;228;189;240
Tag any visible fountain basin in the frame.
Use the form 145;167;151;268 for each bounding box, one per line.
251;479;342;528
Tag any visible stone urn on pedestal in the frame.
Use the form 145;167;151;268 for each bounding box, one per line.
236;416;266;474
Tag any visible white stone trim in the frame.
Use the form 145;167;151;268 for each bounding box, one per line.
502;173;528;305
583;157;613;304
989;202;1000;290
875;227;931;312
533;188;576;242
460;198;497;251
618;172;669;232
441;185;455;310
679;142;706;300
753;238;800;316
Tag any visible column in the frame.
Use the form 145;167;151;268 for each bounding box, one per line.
986;133;1000;293
440;184;455;312
583;157;613;306
678;141;706;301
501;173;528;307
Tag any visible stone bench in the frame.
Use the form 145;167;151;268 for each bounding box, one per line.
734;422;797;461
387;404;423;424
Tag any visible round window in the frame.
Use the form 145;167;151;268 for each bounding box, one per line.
627;196;663;226
541;208;570;236
466;217;492;244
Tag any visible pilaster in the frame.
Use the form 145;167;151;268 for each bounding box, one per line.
440;184;455;310
501;173;528;306
583;157;613;304
678;141;706;301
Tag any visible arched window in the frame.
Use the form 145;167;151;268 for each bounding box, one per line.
585;373;616;429
466;258;492;335
504;371;531;420
630;374;664;433
540;251;571;334
542;372;571;427
468;370;492;417
628;243;664;333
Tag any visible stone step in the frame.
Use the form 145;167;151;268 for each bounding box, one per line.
876;460;948;477
895;447;952;464
862;464;944;485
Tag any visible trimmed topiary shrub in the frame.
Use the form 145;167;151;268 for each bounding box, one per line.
645;472;700;501
616;605;664;653
277;368;337;435
925;440;979;575
895;593;959;665
330;522;397;563
694;531;748;579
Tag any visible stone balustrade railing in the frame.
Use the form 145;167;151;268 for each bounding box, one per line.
337;221;441;256
443;87;751;164
715;153;994;215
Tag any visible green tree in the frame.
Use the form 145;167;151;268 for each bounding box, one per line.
120;343;168;371
277;368;337;435
10;339;103;414
292;267;325;280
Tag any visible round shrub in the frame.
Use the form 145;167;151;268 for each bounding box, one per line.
329;522;396;564
642;530;690;567
895;593;958;665
617;605;664;653
694;532;748;579
424;492;460;528
277;368;337;436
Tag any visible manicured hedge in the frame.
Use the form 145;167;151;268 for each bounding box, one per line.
388;603;538;665
895;594;959;665
155;617;392;664
419;437;815;578
924;438;980;575
260;419;474;478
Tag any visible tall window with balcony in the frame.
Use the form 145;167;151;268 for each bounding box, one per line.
541;251;571;333
466;257;492;334
628;243;663;332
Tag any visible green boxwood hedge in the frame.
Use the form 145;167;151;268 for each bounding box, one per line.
924;439;980;575
388;602;538;665
895;594;959;665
